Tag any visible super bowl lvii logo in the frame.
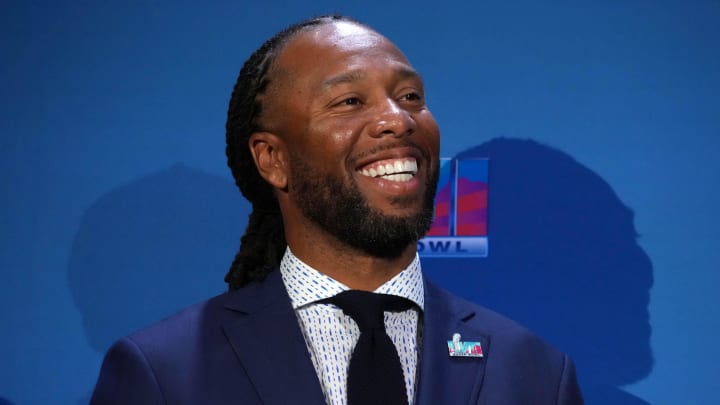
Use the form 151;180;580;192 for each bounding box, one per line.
419;158;488;258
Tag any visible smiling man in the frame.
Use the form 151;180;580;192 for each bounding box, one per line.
91;15;584;405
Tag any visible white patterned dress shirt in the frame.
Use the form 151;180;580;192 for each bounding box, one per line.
279;247;424;405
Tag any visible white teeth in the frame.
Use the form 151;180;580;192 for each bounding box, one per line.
384;173;413;182
358;159;418;182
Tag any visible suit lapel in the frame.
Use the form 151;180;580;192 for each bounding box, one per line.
416;280;489;405
221;271;326;405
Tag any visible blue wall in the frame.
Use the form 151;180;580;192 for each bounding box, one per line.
2;1;718;404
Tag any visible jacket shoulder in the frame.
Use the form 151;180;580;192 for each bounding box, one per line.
92;285;271;404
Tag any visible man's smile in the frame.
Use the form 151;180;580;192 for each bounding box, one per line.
358;158;418;182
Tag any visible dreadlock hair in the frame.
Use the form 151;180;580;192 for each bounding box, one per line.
225;15;361;290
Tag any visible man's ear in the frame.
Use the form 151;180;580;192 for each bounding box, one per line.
248;132;288;190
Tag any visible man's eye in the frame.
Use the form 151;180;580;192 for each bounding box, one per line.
340;97;361;106
401;92;422;102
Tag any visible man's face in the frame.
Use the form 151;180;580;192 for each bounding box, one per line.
260;21;440;258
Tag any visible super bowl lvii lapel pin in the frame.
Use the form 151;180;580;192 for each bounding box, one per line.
447;333;483;357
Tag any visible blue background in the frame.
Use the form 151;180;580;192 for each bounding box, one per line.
1;1;718;404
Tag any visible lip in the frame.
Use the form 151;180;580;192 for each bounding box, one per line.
355;166;424;196
352;145;425;172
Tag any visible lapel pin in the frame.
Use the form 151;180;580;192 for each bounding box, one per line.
447;333;483;357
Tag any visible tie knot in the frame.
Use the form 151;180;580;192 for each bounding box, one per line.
323;290;414;331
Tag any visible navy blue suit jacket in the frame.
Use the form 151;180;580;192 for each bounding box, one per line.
90;270;584;404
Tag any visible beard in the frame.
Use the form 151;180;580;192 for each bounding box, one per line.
289;153;438;259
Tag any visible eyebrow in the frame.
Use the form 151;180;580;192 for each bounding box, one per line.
320;66;422;90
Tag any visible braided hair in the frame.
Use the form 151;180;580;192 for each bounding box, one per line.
225;15;359;290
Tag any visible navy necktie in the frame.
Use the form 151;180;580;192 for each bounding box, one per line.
323;290;415;405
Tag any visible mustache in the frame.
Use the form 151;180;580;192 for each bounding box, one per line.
348;140;431;165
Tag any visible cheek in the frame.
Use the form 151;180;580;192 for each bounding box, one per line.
329;127;356;145
306;118;364;162
416;113;441;150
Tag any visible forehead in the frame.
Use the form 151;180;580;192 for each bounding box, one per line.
271;21;412;85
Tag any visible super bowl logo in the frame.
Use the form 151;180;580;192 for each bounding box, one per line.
418;158;488;258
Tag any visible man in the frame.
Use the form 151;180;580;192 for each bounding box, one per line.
90;15;584;404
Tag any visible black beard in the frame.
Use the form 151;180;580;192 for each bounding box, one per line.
289;156;438;259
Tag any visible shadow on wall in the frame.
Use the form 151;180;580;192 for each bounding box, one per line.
67;163;250;354
424;138;654;405
0;397;14;405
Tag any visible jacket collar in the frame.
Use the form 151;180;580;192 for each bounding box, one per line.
416;279;489;405
222;270;326;405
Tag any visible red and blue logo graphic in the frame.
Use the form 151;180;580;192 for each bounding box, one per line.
419;158;488;257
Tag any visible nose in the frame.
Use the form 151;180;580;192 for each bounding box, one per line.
371;99;416;138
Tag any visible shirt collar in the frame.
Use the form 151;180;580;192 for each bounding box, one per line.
279;247;425;311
